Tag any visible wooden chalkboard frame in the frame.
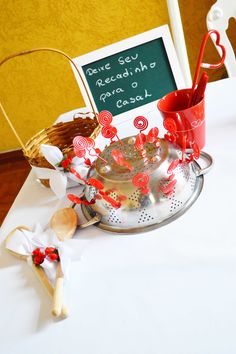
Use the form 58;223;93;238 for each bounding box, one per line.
72;25;186;124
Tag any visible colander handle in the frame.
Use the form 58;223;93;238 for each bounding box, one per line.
77;214;102;229
194;151;213;176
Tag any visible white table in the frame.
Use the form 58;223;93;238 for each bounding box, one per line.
1;77;236;354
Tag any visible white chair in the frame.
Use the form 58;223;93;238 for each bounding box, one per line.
166;0;192;87
207;0;236;77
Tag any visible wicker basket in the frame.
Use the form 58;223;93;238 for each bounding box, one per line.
25;113;100;186
0;48;100;187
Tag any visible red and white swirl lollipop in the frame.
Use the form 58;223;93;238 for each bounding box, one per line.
163;117;177;133
133;116;149;132
101;125;122;146
73;136;89;151
192;142;200;159
133;117;149;158
134;133;146;150
74;148;86;158
98;110;122;145
163;118;177;149
159;179;177;196
167;159;180;174
101;125;117;139
147;127;159;144
134;133;147;158
87;138;107;164
111;149;133;171
73;135;107;163
98;110;113;126
73;136;87;161
86;137;95;149
185;142;200;163
132;172;150;195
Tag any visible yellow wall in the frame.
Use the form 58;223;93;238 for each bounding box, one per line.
0;0;231;151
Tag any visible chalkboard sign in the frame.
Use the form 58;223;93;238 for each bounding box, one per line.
73;25;185;121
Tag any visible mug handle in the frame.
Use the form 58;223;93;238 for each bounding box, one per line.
193;151;213;176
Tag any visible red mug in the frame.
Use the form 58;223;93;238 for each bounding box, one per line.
157;88;205;150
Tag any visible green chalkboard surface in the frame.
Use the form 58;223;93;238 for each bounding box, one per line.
81;38;177;116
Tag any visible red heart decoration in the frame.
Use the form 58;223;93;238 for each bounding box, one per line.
200;30;226;70
192;29;226;91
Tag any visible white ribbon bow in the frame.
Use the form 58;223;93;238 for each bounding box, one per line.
5;224;81;282
32;144;90;199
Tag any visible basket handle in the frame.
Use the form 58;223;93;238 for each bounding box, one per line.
0;48;98;152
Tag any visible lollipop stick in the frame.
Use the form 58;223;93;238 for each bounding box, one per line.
116;135;123;146
89;151;107;164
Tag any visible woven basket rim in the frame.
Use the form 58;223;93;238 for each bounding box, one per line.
23;114;101;159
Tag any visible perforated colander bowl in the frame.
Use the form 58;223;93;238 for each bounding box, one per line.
81;136;212;233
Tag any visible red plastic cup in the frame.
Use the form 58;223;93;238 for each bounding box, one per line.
157;88;205;150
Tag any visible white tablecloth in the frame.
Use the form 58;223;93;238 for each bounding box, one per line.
1;77;236;354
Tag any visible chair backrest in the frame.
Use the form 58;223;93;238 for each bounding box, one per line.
166;0;192;87
207;0;236;77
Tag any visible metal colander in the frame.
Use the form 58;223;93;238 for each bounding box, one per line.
81;136;212;233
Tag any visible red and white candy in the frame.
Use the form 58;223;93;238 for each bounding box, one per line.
101;125;117;139
98;110;113;126
73;135;107;163
133;116;148;132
